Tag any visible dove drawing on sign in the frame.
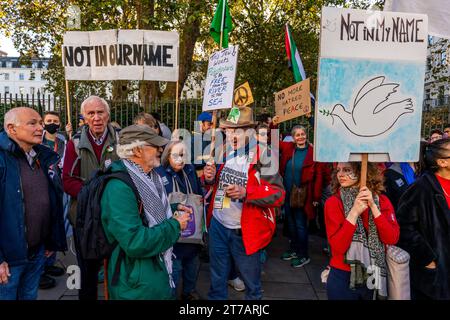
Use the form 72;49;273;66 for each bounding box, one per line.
324;76;414;137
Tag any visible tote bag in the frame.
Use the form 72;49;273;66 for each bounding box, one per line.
168;171;205;245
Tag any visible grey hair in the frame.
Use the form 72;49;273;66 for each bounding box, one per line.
161;141;186;167
116;140;147;159
3;108;20;131
80;95;110;115
291;125;307;137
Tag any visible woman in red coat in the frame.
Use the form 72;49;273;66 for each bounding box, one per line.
324;162;399;300
279;125;323;268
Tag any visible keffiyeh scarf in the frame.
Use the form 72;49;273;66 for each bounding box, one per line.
340;187;387;299
123;159;175;288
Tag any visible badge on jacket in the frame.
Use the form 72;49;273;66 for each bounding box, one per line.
395;178;404;187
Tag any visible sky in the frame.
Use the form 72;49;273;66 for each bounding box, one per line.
0;33;20;56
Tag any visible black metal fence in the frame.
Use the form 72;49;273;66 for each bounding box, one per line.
0;93;311;135
0;93;448;140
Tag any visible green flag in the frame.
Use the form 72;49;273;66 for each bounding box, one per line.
210;0;233;48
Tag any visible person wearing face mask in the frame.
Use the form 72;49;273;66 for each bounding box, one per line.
39;111;68;289
155;141;204;300
42;112;68;164
324;162;399;300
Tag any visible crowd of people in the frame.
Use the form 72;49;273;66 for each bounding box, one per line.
1;95;450;300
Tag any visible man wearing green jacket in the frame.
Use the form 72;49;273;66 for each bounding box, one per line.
101;125;192;300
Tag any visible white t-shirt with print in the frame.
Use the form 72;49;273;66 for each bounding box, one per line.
213;153;251;229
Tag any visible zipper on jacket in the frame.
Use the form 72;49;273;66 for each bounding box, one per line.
18;165;29;252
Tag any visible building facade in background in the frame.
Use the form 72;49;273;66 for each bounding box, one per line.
0;55;50;98
424;36;450;111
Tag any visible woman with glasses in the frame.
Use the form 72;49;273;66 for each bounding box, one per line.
397;138;450;299
324;162;399;300
155;141;204;300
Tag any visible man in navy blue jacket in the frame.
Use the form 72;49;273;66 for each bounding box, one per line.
0;107;67;300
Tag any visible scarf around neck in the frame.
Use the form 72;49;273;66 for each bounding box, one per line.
340;187;387;299
123;159;175;288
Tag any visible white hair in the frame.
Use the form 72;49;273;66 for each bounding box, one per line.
80;95;110;115
116;140;147;159
3;109;20;131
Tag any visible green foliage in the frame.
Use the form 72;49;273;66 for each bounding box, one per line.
0;0;389;109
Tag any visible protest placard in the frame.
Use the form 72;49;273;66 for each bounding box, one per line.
314;7;428;162
62;29;179;81
202;45;239;111
274;78;311;123
233;82;254;107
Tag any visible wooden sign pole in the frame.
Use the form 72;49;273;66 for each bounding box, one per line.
175;81;179;130
65;80;72;139
360;153;368;188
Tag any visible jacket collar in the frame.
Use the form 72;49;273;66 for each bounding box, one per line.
0;130;59;167
78;124;116;150
424;172;450;229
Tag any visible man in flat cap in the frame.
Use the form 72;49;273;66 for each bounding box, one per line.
101;125;192;299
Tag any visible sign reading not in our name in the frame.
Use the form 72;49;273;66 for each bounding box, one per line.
274;78;311;123
62;29;179;81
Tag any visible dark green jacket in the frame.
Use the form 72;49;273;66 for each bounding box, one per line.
101;161;181;300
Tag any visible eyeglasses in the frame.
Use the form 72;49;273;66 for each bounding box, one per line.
170;153;185;159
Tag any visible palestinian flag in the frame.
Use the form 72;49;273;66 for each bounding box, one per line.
285;23;315;104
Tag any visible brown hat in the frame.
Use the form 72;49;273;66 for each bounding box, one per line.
119;124;169;147
219;106;256;128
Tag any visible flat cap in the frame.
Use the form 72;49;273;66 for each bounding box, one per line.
119;124;169;147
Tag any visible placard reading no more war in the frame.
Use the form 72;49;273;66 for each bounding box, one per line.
202;45;239;111
62;29;179;81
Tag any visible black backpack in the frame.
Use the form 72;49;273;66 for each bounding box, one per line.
75;168;144;261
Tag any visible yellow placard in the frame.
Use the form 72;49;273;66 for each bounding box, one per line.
233;82;254;107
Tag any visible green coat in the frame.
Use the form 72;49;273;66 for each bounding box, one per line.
101;161;181;300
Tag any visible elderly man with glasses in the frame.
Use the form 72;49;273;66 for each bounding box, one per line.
101;125;191;300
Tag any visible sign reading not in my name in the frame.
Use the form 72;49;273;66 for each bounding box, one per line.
274;78;311;123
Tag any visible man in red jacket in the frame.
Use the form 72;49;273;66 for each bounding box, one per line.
204;106;285;300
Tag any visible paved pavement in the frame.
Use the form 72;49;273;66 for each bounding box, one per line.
38;225;329;300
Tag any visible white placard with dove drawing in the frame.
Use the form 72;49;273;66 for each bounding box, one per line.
314;7;428;162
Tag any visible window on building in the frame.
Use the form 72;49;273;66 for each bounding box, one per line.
30;87;35;95
19;87;25;95
4;73;9;80
441;51;447;65
29;71;35;80
32;61;39;69
19;73;24;80
6;61;12;68
427;57;432;71
4;86;10;94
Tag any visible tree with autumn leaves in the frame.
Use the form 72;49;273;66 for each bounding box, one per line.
0;0;387;103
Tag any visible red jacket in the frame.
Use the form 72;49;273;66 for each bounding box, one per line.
279;142;323;220
324;193;400;272
206;148;285;255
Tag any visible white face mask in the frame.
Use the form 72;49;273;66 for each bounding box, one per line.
174;157;184;165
